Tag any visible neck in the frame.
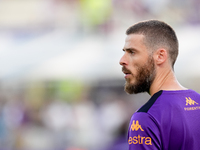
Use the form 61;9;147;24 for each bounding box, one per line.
149;69;187;96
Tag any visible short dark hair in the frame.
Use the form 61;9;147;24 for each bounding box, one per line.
126;20;179;68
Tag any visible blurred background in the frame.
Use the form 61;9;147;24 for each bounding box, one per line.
0;0;200;149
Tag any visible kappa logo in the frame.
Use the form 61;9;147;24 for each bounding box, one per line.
186;97;198;106
184;97;200;111
130;120;144;132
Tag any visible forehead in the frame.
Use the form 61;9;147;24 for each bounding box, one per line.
124;34;147;50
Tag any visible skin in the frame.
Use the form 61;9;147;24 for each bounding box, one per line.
119;34;186;96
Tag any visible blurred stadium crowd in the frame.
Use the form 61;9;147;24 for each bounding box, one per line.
0;0;200;150
0;79;150;150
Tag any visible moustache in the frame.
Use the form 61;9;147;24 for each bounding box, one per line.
122;67;132;74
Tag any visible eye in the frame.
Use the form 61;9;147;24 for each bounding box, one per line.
129;50;135;55
122;49;135;55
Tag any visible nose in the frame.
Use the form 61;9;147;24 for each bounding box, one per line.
119;54;128;66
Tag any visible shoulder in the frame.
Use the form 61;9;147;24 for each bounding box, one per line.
137;89;200;113
129;112;159;132
128;112;161;149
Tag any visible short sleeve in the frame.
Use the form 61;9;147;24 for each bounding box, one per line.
128;112;161;150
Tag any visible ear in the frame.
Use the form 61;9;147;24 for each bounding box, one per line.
153;49;168;65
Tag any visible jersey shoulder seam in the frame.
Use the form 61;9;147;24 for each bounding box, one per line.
137;90;163;113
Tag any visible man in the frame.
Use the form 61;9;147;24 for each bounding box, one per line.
119;20;200;150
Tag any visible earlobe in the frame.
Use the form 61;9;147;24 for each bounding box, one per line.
154;49;167;65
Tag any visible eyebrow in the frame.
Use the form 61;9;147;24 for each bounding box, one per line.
122;48;137;52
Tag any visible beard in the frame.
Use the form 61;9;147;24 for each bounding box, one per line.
123;56;156;94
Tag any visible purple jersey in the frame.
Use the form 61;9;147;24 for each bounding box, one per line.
128;90;200;150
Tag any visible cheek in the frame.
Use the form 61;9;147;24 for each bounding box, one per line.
130;61;141;74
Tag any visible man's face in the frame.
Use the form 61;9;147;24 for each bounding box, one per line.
119;34;156;94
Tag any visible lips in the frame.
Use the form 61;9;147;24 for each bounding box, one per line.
122;67;132;76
